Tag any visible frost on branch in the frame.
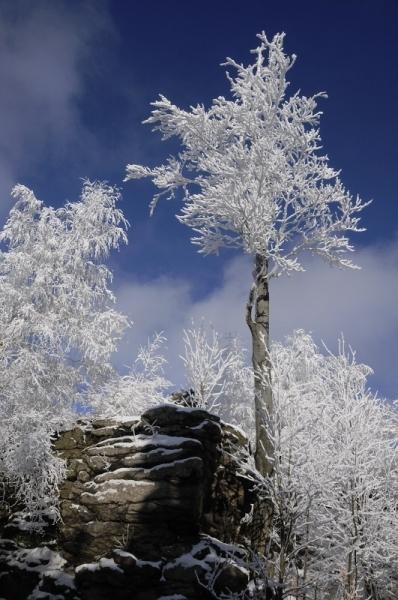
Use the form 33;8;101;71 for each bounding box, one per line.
126;32;369;277
180;323;254;438
91;333;171;417
125;30;369;477
249;331;398;598
0;181;129;521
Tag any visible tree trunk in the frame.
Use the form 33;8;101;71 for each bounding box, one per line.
246;253;274;477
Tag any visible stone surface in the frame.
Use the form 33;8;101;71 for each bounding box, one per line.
54;403;251;565
72;536;249;600
0;540;78;600
0;402;264;599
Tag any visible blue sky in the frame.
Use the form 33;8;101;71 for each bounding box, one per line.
1;0;397;397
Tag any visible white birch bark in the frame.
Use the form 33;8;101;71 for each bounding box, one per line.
246;253;274;476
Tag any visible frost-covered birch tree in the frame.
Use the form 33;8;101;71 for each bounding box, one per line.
311;345;398;599
257;331;398;599
0;181;128;519
125;32;368;475
180;323;254;435
91;333;171;417
192;331;397;598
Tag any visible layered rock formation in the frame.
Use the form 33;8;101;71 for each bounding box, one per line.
0;404;261;599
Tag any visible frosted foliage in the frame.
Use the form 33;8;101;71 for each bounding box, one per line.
126;32;368;276
181;325;254;436
264;331;398;599
92;333;171;417
218;336;255;439
0;181;128;519
181;325;234;410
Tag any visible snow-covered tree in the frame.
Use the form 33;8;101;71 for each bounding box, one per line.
180;323;254;435
125;32;368;475
310;342;398;599
91;332;171;417
255;331;398;599
0;181;128;519
181;324;231;410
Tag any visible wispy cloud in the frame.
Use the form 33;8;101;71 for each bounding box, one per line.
0;0;112;215
114;241;398;399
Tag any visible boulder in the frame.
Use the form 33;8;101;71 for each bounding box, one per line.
1;402;264;599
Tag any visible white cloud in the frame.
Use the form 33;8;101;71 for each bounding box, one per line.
0;1;111;215
114;276;192;374
271;240;398;398
114;241;398;399
113;262;251;388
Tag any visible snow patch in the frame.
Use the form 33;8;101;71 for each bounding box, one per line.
75;558;123;574
7;547;66;573
158;595;188;600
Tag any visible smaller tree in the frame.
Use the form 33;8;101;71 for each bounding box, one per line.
177;327;398;598
0;181;128;519
125;32;369;475
258;331;398;599
91;333;171;417
180;323;254;435
311;342;398;599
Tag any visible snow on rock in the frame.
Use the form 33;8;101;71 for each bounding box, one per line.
73;535;249;599
6;546;66;573
55;405;222;564
0;542;77;600
157;595;188;600
1;403;259;599
80;479;158;505
90;433;202;453
75;557;123;574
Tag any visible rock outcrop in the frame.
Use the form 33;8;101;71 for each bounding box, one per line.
0;404;261;599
